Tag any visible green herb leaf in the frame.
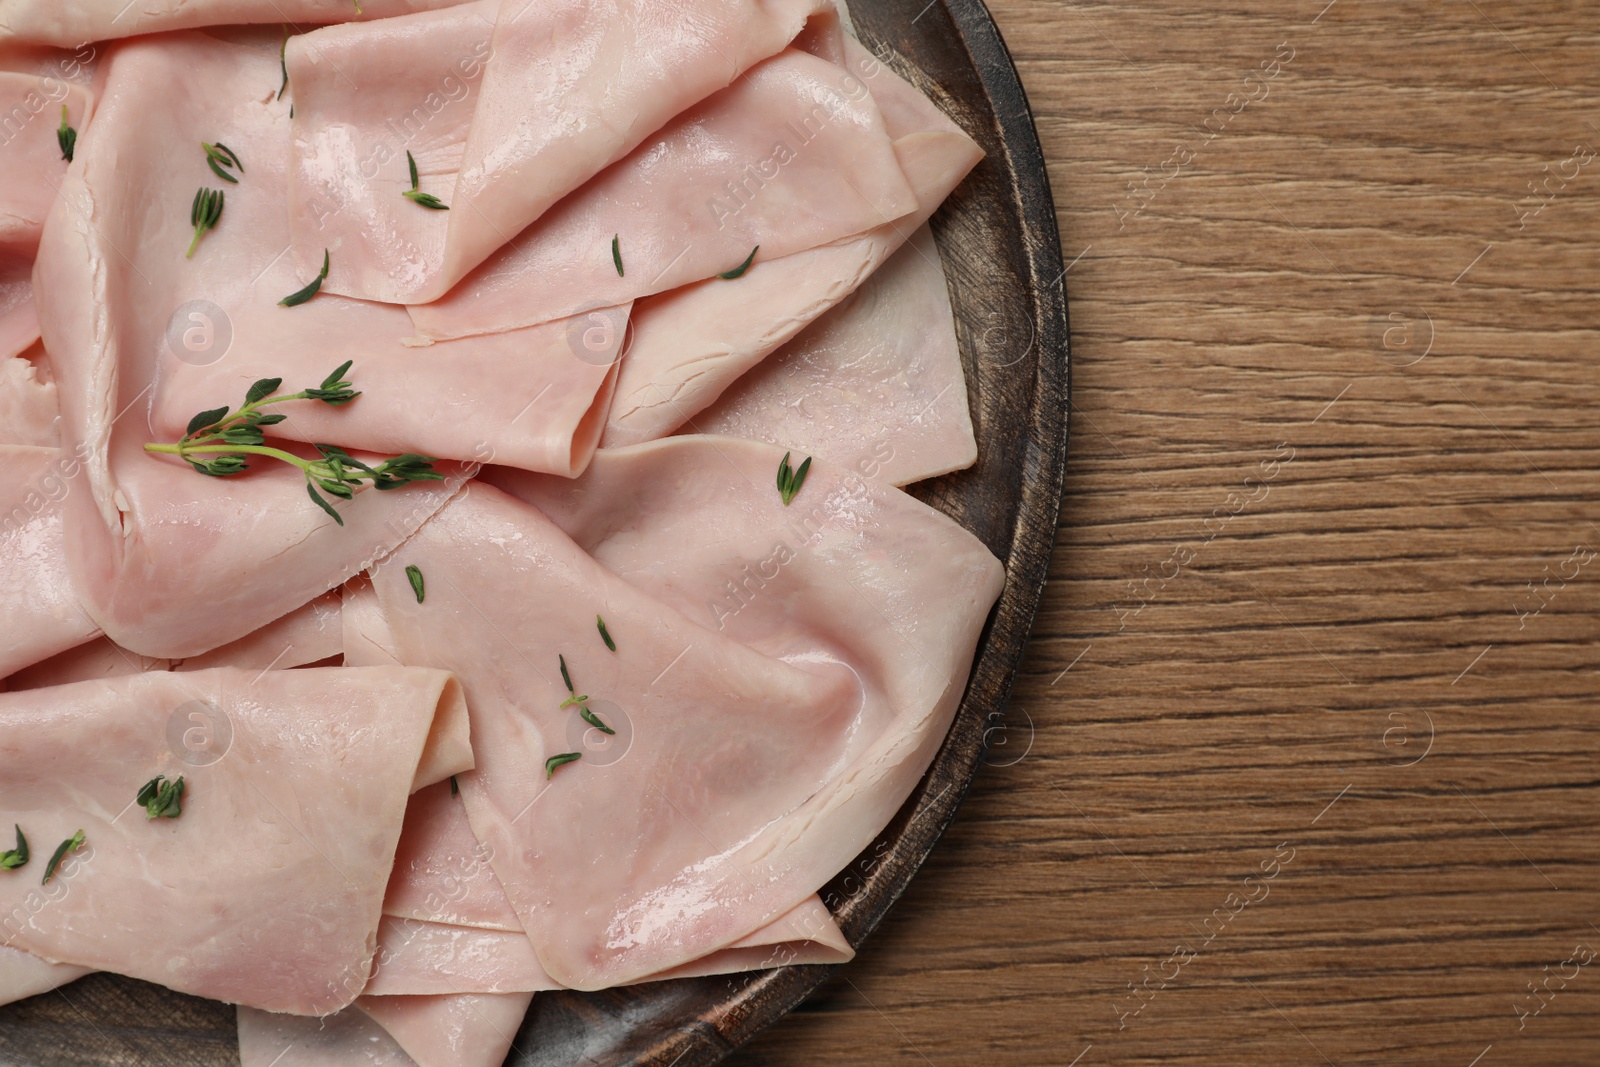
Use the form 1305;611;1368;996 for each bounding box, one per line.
407;150;420;191
776;452;813;506
559;654;573;693
278;29;290;100
405;564;425;603
0;825;27;871
42;829;84;885
545;752;582;778
186;187;224;258
245;377;283;405
579;704;615;735
611;234;624;277
597;615;616;651
307;482;344;525
202;142;243;184
717;245;759;280
279;249;329;307
137;775;185;820
402;151;449;209
449;774;459;796
56;106;76;163
185;406;231;437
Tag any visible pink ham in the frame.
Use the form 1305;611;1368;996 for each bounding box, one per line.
356;434;1001;990
406;47;917;340
0;1;476;48
0;445;98;679
7;590;344;691
0;944;89;1007
33;32;476;659
0;71;90;255
70;29;625;477
0;344;57;448
694;223;977;486
0;666;468;1013
602;42;982;447
356;991;533;1067
238;1003;419;1067
286;0;841;304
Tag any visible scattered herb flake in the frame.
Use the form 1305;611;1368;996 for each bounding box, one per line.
0;825;27;871
450;774;459;796
611;234;624;277
579;704;615;735
56;106;76;162
186;187;224;258
402;150;449;209
278;30;289;100
202;141;243;184
42;829;84;885
776;451;812;506
717;245;759;280
406;564;426;603
597;615;616;652
545;752;582;779
136;775;185;820
279;249;329;307
559;654;573;694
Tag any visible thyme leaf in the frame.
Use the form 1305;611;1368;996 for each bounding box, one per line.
406;564;426;603
402;150;449;209
611;234;623;277
776;451;812;506
202;141;243;184
559;654;573;694
579;704;615;735
56;106;75;162
187;187;224;258
42;829;84;885
136;775;185;820
717;245;758;280
0;825;27;871
279;249;330;307
545;752;581;778
597;615;616;651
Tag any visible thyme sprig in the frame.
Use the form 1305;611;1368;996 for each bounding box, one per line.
142;361;442;526
203;141;243;184
555;656;615;734
402;150;448;210
187;187;224;258
136;775;185;820
0;825;27;871
56;106;75;162
776;451;812;506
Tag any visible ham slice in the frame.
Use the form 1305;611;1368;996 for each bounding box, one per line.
1;344;58;449
356;991;533;1067
406;47;917;340
356;434;1000;990
7;590;344;691
0;71;91;255
0;1;476;48
602;42;982;447
0;666;468;1013
0;445;98;679
0;944;90;1007
238;1003;419;1067
287;0;842;304
694;223;977;486
33;32;474;659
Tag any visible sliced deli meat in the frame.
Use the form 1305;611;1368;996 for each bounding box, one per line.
356;991;534;1067
287;0;842;304
237;1003;419;1067
694;223;977;486
33;32;476;658
0;666;467;1013
406;47;916;340
0;0;476;48
0;944;90;1007
0;344;58;449
0;444;98;679
602;41;982;447
360;436;1001;989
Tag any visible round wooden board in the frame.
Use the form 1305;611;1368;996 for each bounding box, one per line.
0;0;1069;1063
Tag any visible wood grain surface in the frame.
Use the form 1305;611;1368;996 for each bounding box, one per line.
733;2;1600;1064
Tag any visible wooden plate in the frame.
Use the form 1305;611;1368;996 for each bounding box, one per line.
0;0;1069;1062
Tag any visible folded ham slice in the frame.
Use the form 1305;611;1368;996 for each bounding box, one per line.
0;0;476;48
0;666;468;1013
287;0;842;304
0;344;57;449
34;32;475;659
0;71;91;254
354;435;1000;990
0;445;98;679
238;1002;419;1067
406;47;916;340
694;223;977;485
0;944;89;1007
602;41;982;447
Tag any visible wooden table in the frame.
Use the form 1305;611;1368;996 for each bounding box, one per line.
734;2;1600;1063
